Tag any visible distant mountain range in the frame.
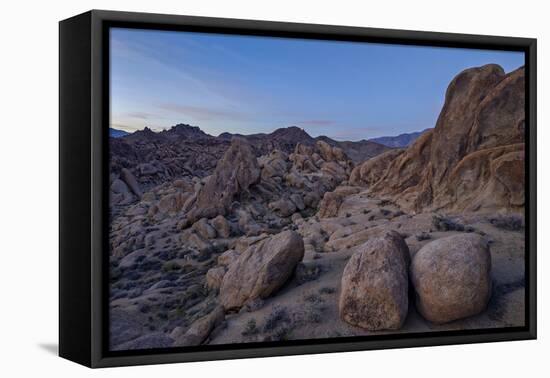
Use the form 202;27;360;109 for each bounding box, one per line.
109;128;130;138
109;124;431;164
110;124;395;164
368;129;432;148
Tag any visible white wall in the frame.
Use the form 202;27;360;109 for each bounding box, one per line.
0;0;547;376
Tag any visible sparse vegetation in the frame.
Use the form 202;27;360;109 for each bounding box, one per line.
263;306;291;332
432;215;465;232
416;232;431;241
161;261;181;272
242;318;259;336
490;214;524;231
304;293;324;304
305;305;324;324
319;286;336;295
295;263;323;285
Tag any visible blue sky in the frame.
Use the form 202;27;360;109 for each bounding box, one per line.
110;28;524;141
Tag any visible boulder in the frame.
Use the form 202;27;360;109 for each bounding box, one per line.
206;267;227;291
192;218;217;239
220;230;304;310
187;137;260;223
120;168;142;198
260;150;289;180
211;215;232;238
269;198;297;217
217;249;240;267
316;140;335;162
318;186;360;218
173;306;225;347
157;192;189;214
339;231;410;330
110;178;134;205
290;193;305;211
411;233;492;324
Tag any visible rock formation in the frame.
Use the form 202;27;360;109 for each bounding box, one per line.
411;233;492;323
339;231;410;330
220;231;305;310
185;137;261;223
366;65;525;213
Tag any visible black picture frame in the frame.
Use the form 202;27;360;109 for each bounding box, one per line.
59;9;537;368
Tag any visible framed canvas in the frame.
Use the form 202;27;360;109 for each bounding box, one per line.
59;10;537;368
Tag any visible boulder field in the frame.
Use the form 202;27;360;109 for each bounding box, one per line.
108;64;526;350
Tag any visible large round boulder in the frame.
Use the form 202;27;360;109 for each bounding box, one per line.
339;231;410;330
220;230;304;310
411;233;492;324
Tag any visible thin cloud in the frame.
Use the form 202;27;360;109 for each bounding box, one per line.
123;111;157;120
158;103;250;122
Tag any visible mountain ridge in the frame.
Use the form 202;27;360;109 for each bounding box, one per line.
112;124;394;164
369;129;432;148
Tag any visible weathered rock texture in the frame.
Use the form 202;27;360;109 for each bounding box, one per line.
220;231;305;310
173;306;225;346
339;231;410;330
411;233;492;324
186;137;261;223
365;65;525;213
349;149;405;187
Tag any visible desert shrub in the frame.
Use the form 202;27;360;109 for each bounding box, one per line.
304;293;324;304
242;319;259;336
490;215;524;231
415;232;431;241
295;263;323;285
380;208;392;217
138;303;150;313
305;305;324;324
362;209;371;215
263;306;291;332
162;261;181;272
242;298;265;313
319;287;336;295
432;215;465;232
271;326;293;341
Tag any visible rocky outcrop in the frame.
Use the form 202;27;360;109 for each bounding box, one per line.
211;215;232;238
366;65;525;213
121;168;143;198
186;138;260;223
318;186;361;218
349;149;405;186
411;233;492;324
173;306;225;346
206;267;227;291
219;231;305;310
339;231;410;330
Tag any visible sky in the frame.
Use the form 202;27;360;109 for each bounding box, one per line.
110;28;524;141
